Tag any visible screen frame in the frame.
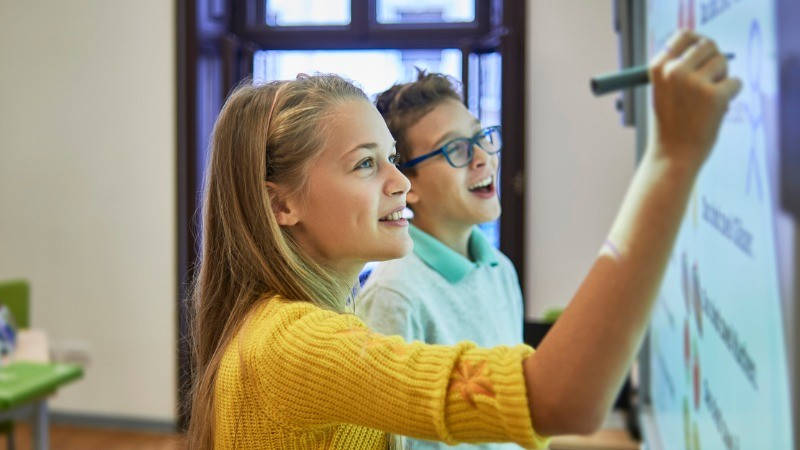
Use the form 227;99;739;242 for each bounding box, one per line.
629;1;799;449
778;2;800;448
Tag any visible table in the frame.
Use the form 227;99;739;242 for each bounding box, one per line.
0;330;83;450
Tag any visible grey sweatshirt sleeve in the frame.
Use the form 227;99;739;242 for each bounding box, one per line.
356;285;425;343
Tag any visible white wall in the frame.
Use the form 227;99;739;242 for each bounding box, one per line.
0;1;176;421
525;1;636;319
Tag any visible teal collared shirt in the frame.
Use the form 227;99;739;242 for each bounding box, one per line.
357;224;525;450
409;225;499;284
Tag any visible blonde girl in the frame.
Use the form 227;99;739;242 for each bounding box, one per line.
188;30;740;449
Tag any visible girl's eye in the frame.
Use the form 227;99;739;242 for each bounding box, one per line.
356;158;375;170
388;154;400;166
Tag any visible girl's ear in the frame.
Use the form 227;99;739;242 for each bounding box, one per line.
265;182;301;226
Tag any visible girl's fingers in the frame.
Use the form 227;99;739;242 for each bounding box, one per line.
652;29;701;67
698;53;729;82
667;30;702;58
681;38;719;70
715;77;743;103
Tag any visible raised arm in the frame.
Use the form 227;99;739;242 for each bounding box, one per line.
522;30;742;436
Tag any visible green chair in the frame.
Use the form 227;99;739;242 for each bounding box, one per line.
0;279;28;449
0;279;29;329
0;279;84;450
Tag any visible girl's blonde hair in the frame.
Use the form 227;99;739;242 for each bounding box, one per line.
186;74;385;449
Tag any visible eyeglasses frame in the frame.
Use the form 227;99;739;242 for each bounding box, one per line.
399;125;502;170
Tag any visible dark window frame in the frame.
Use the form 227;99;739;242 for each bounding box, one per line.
177;0;526;429
234;0;491;49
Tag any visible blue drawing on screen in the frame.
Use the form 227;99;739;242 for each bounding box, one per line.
742;20;764;200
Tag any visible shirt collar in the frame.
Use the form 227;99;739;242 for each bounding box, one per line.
409;224;498;283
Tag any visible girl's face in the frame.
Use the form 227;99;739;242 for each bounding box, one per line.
284;99;413;277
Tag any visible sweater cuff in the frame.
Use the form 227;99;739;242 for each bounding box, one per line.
445;344;551;449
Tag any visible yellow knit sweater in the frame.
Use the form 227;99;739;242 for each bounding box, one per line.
214;297;549;449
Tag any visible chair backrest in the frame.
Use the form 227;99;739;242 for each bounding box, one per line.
0;279;30;328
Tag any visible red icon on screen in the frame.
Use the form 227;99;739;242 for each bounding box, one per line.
684;319;690;368
693;346;701;410
692;262;703;337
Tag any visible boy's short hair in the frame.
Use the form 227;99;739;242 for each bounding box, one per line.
375;70;463;175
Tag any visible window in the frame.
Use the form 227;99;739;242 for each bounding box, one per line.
265;0;350;26
468;52;502;247
376;0;475;24
178;1;526;428
253;49;461;98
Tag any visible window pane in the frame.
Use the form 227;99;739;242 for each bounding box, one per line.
469;52;502;249
266;0;349;26
377;0;475;24
468;53;501;127
253;49;461;98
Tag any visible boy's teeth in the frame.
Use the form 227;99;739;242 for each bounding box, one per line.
468;176;493;190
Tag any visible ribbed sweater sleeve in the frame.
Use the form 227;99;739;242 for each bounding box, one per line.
239;299;549;449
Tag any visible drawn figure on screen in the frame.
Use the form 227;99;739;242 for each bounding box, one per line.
679;0;696;30
743;20;766;200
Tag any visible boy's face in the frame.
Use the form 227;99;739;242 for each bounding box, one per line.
404;98;501;232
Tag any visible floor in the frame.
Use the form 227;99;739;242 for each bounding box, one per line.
0;423;185;450
0;421;641;450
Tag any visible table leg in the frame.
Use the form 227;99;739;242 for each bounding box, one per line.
32;399;48;450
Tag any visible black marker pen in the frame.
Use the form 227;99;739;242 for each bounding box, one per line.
591;53;735;96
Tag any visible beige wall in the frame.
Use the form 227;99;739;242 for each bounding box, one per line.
525;1;636;319
0;1;176;421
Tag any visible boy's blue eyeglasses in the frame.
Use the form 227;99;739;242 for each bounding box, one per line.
400;126;502;170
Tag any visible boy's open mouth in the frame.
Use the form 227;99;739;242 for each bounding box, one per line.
468;175;494;194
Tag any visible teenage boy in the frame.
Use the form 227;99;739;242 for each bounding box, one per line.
357;72;523;450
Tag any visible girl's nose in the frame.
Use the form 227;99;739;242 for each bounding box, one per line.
386;163;411;197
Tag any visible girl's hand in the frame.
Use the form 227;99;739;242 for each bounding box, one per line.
648;30;742;172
